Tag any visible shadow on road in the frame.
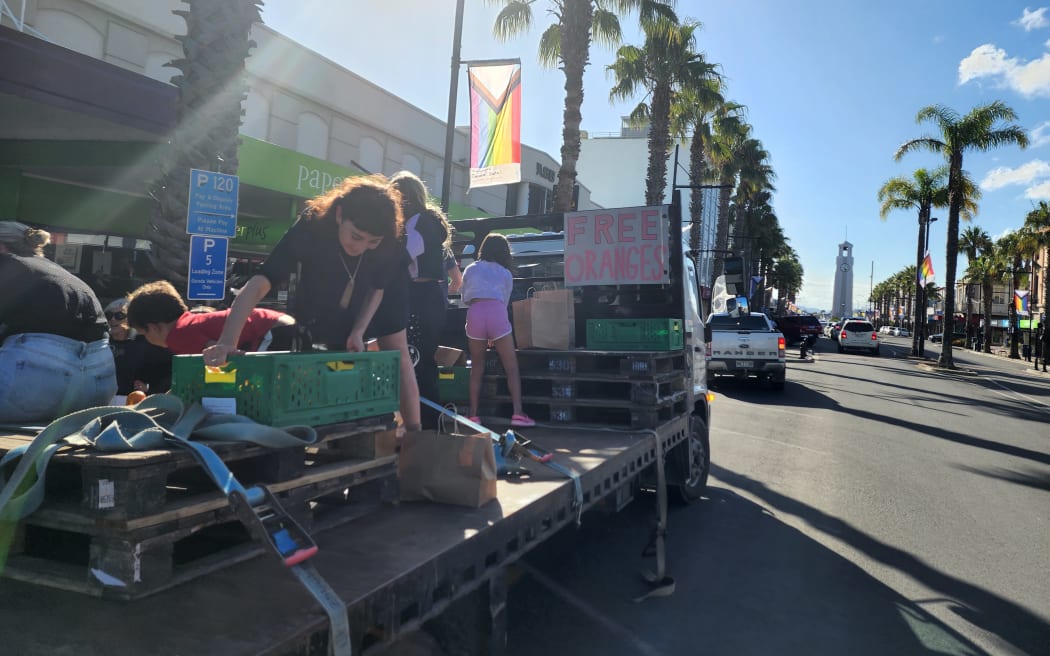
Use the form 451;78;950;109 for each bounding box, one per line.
713;465;1050;656
508;488;991;656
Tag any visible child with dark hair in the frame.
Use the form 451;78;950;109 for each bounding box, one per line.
460;234;533;427
126;280;295;355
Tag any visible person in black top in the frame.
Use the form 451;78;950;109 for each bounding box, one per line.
390;171;454;427
202;176;422;430
0;221;117;422
104;297;172;397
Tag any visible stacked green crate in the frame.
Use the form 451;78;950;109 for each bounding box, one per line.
585;318;684;351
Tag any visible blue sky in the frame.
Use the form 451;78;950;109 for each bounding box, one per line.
261;1;1050;312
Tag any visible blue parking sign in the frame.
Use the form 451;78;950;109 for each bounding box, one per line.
186;169;239;237
187;235;228;301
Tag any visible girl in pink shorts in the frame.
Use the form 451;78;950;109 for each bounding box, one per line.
460;234;534;427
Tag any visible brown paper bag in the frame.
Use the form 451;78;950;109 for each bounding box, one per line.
512;289;576;349
398;430;497;507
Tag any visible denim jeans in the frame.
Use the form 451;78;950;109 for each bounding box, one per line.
0;333;117;424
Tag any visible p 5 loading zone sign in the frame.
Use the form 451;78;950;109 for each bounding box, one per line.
186;169;238;301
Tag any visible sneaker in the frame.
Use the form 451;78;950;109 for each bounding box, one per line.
466;416;481;424
511;413;535;427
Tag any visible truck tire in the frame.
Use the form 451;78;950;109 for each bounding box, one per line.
669;415;710;505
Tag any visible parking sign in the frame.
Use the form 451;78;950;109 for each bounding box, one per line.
187;235;228;301
186;169;239;237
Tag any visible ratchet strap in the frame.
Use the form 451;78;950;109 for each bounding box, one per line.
420;397;583;522
0;395;352;656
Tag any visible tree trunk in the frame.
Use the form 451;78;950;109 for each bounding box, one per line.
553;0;592;213
712;173;733;281
913;211;927;356
938;154;963;369
687;132;706;254
1009;266;1020;358
645;84;671;206
983;277;993;353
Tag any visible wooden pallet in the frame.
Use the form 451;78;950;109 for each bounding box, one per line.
0;418;399;600
486;348;688;378
482;372;687;406
478;393;689;429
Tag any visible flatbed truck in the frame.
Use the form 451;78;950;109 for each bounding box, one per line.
0;198;712;654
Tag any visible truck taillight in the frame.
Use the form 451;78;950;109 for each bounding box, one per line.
840;331;847;340
871;332;878;340
778;336;785;356
705;342;712;358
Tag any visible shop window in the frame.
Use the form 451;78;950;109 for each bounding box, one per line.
242;91;270;140
359;137;383;175
35;10;103;58
297;112;329;160
401;154;422;176
527;183;551;215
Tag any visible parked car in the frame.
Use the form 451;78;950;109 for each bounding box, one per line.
893;327;911;337
929;332;966;345
837;319;880;355
773;314;823;346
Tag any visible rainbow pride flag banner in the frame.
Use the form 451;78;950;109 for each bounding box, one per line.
468;62;522;189
919;251;934;288
1014;289;1029;316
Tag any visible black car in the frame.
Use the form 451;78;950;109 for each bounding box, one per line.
773;314;823;346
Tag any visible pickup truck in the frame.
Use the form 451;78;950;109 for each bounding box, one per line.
706;311;786;390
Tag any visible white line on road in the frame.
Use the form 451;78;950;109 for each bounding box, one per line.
517;562;667;656
715;427;832;456
976;374;1050;411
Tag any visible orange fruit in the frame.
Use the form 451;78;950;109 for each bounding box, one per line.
126;391;147;405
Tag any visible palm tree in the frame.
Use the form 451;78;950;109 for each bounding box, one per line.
895;101;1028;368
707;107;748;280
607;17;719;206
965;254;997;353
959;225;993;347
149;0;263;285
669;80;725;253
1022;201;1050;368
877;167;950;355
730;138;775;257
490;0;676;211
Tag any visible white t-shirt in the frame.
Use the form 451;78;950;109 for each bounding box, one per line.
461;260;513;305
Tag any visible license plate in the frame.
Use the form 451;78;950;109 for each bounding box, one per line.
735;360;754;369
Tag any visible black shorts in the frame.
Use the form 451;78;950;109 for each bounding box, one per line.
365;268;410;339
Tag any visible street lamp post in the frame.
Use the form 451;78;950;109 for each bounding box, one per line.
919;216;938;354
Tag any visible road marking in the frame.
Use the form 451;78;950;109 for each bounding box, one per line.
715;427;832;456
518;562;666;656
977;375;1050;411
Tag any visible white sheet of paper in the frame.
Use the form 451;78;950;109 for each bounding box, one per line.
201;397;237;415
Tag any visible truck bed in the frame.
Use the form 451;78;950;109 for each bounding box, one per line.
0;418;688;655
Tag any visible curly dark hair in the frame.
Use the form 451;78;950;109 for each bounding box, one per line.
126;280;188;331
302;175;404;238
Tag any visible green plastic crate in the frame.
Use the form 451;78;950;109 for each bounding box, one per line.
437;366;470;402
585;318;684;351
171;351;400;427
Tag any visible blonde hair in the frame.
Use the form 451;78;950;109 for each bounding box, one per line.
389;171;452;248
0;221;50;256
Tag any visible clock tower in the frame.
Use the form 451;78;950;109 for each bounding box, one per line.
832;241;854;318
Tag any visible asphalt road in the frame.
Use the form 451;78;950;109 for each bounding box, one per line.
504;336;1050;656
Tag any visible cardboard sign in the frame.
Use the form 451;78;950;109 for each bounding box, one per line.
563;206;669;286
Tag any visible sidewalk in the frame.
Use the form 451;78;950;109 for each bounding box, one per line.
964;343;1050;379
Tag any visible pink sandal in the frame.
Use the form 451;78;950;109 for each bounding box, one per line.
511;414;535;427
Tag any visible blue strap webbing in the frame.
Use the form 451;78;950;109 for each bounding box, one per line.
0;394;351;656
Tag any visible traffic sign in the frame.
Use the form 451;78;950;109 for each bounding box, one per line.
187;169;239;237
187;235;228;301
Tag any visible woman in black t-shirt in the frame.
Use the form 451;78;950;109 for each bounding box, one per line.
390;171;453;428
203;176;422;430
0;221;117;422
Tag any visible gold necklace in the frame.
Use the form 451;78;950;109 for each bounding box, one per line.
337;250;364;309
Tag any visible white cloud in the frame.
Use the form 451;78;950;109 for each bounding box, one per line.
980;160;1050;189
1026;179;1050;199
958;44;1050;97
1015;7;1050;31
1032;121;1050;147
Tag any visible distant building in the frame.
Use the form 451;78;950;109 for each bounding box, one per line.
831;241;854;318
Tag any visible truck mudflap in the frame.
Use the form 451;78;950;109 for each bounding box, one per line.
707;358;786;374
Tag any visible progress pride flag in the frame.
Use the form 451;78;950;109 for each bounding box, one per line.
563;206;670;287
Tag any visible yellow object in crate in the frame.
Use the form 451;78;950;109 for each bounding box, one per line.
171;351;400;427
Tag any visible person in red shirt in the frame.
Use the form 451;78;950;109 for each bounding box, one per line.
126;280;295;355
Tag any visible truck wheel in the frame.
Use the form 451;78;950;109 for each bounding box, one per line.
669;415;710;505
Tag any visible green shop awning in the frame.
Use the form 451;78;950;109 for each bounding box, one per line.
236;136;489;220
